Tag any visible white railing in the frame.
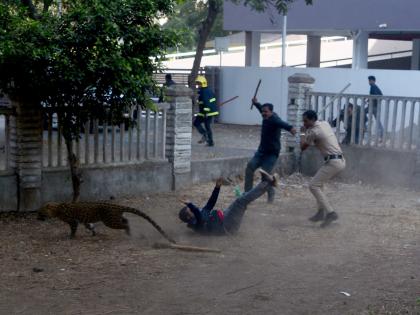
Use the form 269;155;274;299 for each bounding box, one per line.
153;68;205;86
165;36;347;60
307;92;420;151
42;103;169;168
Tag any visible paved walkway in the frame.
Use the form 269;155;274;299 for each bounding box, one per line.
192;123;267;160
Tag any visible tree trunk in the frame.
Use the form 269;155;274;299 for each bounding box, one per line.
64;135;82;203
188;0;222;89
21;0;38;19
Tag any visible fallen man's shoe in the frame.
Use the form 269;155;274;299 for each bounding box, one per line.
258;169;278;187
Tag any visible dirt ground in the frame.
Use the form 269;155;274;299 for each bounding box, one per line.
1;175;419;315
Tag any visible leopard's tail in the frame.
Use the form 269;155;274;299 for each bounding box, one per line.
125;208;176;244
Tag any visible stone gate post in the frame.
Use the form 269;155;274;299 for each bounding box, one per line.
9;101;43;211
165;85;193;190
287;73;315;169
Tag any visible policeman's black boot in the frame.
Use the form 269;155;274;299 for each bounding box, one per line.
309;209;325;222
320;211;338;228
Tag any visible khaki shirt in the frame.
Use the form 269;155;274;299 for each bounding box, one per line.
305;121;343;157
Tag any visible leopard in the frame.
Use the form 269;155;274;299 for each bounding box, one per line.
37;201;176;243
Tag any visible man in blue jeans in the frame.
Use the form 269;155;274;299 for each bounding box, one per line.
244;97;296;203
178;170;278;234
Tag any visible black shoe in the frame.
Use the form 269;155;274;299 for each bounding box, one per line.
309;209;325;222
206;142;214;147
320;212;338;228
198;135;207;144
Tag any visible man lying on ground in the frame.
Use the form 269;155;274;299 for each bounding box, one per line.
178;170;277;235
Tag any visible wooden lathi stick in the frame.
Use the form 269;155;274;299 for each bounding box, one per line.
153;242;221;253
219;95;239;107
250;79;262;110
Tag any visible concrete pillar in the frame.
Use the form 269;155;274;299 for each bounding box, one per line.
352;31;369;69
306;35;321;67
411;39;420;70
245;31;261;67
165;85;193;190
9;101;43;211
287;73;315;171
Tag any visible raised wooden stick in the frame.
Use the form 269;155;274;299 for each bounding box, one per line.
250;79;262;110
219;95;239;107
153;242;222;253
317;83;351;115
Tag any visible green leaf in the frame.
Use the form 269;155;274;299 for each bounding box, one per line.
0;0;181;140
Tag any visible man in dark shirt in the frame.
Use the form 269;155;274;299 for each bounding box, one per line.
164;73;176;87
369;76;382;96
178;170;278;234
244;97;296;203
368;75;383;139
331;103;367;145
159;74;176;102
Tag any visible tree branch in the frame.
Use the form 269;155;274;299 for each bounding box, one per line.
188;0;222;88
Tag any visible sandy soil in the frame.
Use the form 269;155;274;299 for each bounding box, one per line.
1;175;419;315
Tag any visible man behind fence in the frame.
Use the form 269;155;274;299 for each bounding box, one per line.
331;103;367;145
300;110;346;227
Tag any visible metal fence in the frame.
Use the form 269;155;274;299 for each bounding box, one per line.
307;92;420;151
41;103;169;168
153;68;205;86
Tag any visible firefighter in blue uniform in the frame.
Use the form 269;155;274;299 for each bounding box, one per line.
194;75;218;146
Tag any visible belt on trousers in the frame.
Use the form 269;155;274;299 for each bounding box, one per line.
324;154;343;162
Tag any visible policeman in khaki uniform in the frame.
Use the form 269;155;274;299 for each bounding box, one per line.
300;110;346;227
194;75;218;147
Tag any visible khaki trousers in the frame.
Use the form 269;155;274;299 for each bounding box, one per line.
309;159;346;213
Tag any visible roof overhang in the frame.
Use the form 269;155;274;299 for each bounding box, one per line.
224;0;420;39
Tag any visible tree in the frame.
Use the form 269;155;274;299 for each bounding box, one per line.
163;0;227;53
187;0;313;87
188;0;222;88
0;0;178;202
